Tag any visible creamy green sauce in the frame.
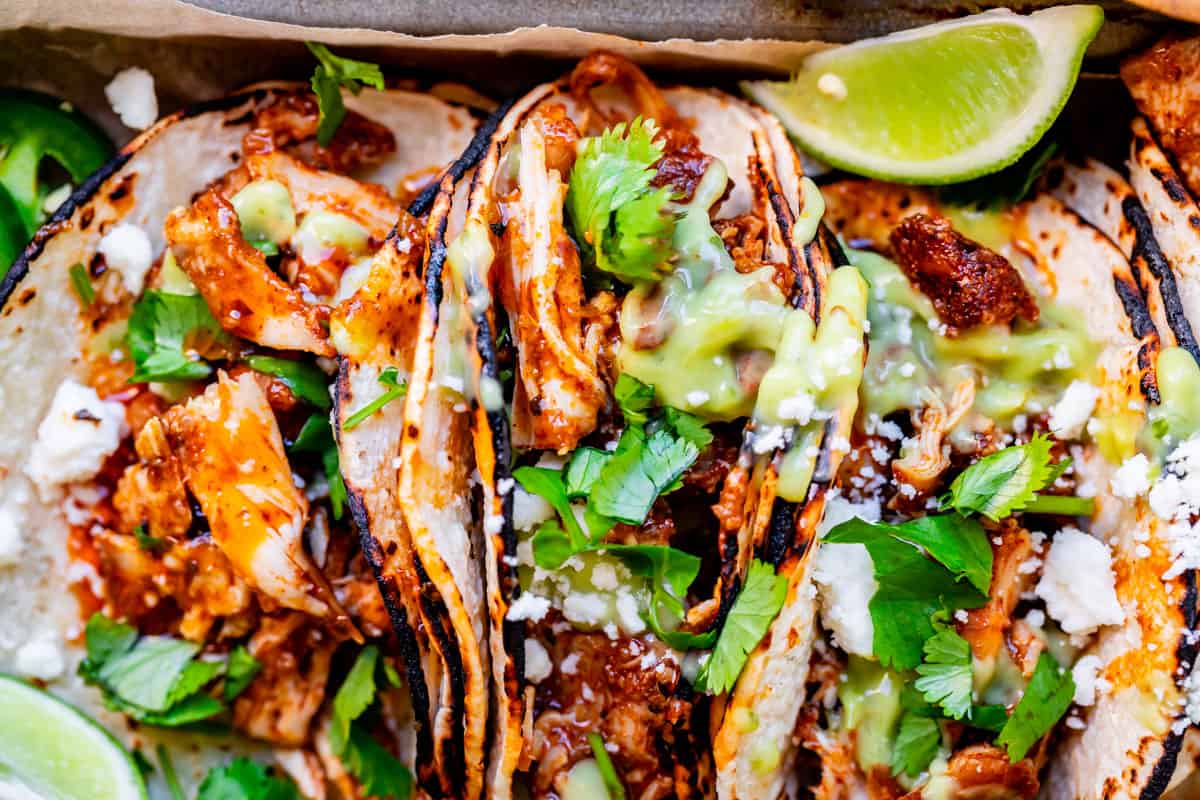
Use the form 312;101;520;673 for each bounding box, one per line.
849;248;1097;426
440;219;497;401
1147;346;1200;458
230;179;296;249
838;657;904;775
294;210;371;258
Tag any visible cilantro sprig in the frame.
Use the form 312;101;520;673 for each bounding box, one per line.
694;559;788;694
195;758;303;800
245;355;331;410
943;434;1091;520
995;652;1075;761
328;645;414;800
913;628;974;721
891;711;942;778
126;290;226;383
306;43;385;147
566;119;677;284
78;614;259;728
291;413;347;520
824;515;992;670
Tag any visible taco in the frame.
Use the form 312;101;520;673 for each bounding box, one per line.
797;145;1191;798
434;50;867;798
0;76;481;796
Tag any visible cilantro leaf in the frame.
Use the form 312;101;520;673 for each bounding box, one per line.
342;366;408;430
614;373;656;424
944;435;1071;521
891;711;941;778
340;722;414;800
661;407;713;450
332;645;379;743
224;645;261;701
127;291;224;383
996;652;1074;762
305;43;385;147
291;413;346;520
514;465;592;548
567;119;676;284
70;263;95;306
157;745;185;800
914;628;974;720
196;758;302;800
589;425;699;524
245;355;331;410
80;614;138;679
564;447;611;499
587;732;627;800
969;703;1010;733
695;559;787;694
134;524;168;554
825;517;991;670
97;635;200;713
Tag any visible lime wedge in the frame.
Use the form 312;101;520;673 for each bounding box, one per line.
743;6;1103;184
0;674;148;800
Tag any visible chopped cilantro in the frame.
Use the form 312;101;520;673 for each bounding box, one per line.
134;524;168;554
291;413;346;520
588;732;627;800
613;372;656;424
126;291;224;383
563;447;611;499
566;119;676;284
223;645;261;701
78;613;256;728
695;559;787;694
824;516;991;670
589;424;699;523
69;262;94;306
327;645;413;799
914;628;974;720
891;711;941;778
996;652;1074;762
245;355;331;410
342;366;407;431
943;434;1077;521
195;758;302;800
306;43;385;147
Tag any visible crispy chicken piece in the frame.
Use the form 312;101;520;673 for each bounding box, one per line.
1122;35;1200;200
889;214;1038;334
113;416;192;540
244;92;397;174
165;190;334;356
936;744;1039;800
820;180;937;254
163;371;353;632
233;613;336;746
503;109;609;453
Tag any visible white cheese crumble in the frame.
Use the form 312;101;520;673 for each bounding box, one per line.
1110;453;1151;499
0;504;23;566
26;380;127;498
777;391;816;425
563;593;609;628
98;223;154;295
753;424;789;455
812;543;877;657
14;634;65;681
512;486;555;532
685;390;710;407
506;592;551;623
1035;528;1124;637
560;653;581;675
590;562;618;591
1048;381;1100;439
1071;654;1104;706
104;66;158;130
1147;436;1200;579
524;639;552;684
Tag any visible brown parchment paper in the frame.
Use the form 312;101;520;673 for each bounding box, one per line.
0;0;1174;146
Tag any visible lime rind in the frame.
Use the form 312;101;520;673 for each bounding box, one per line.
0;673;148;800
742;5;1104;185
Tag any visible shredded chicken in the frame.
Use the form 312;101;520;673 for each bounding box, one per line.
889;214;1038;334
113;416;192;540
1122;35;1200;200
529;627;692;800
957;520;1034;663
163;371;353;632
892;380;975;492
936;744;1039;800
503;107;609;452
166;190;334;356
233;613;337;746
244;92;397;175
